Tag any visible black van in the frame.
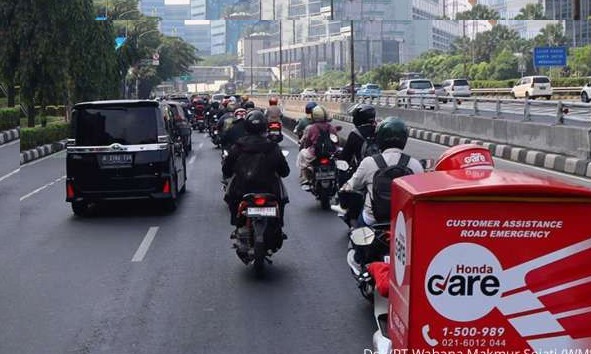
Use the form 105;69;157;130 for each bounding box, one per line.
66;100;187;215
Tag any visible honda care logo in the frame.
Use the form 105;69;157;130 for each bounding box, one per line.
425;243;502;322
394;211;407;286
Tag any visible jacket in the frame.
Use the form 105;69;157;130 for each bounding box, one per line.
264;106;283;122
339;124;376;167
300;122;338;153
342;148;424;224
223;134;290;202
220;118;247;149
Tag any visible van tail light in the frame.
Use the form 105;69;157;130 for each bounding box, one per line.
254;195;267;206
407;89;415;95
429;89;435;94
66;181;75;199
162;179;171;194
319;157;330;165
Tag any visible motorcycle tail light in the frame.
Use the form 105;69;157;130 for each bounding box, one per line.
254;196;267;206
269;122;281;129
162;179;171;194
66;181;75;199
319;157;330;165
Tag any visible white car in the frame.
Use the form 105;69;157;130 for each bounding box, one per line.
397;79;436;109
324;87;342;99
511;76;552;100
581;83;591;103
442;79;472;98
300;88;317;99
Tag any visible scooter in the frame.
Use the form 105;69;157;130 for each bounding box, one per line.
348;226;392;354
231;193;285;275
303;132;340;210
267;121;283;143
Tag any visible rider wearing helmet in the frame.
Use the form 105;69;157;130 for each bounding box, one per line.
243;100;256;111
222;110;290;228
220;107;248;149
294;101;317;139
264;96;283;123
240;94;250;109
340;117;424;226
434;144;494;171
339;104;378;169
296;105;339;187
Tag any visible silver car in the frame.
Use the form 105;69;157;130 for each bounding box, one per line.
397;79;436;109
442;79;472;98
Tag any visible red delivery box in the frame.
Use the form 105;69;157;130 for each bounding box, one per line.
389;169;591;352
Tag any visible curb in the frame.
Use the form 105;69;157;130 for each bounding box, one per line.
20;140;67;165
281;108;590;179
0;128;20;145
405;127;591;178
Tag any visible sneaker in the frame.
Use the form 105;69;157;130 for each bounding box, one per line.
301;183;311;191
347;249;362;276
282;232;288;240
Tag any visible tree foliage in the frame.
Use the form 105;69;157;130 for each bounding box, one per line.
513;3;546;20
456;5;500;20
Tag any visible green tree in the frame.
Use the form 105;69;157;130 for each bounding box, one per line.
200;54;240;66
456;4;500;20
490;49;519;80
533;23;568;47
513;3;546;20
568;45;591;77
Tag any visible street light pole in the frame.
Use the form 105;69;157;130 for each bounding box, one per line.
250;39;254;95
279;20;283;96
350;20;355;102
135;29;160;99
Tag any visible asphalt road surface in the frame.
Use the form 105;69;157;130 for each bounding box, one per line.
3;131;590;354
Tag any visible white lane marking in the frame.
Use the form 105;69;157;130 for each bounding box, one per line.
189;155;196;165
131;226;159;262
0;168;19;183
21;150;66;167
198;142;204;150
283;132;299;145
409;137;591;183
0;140;19;149
20;175;66;201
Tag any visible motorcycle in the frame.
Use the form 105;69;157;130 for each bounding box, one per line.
267;121;283;143
347;225;392;354
302;132;340;210
231;193;285;275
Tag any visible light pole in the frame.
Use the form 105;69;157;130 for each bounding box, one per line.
250;38;254;95
117;9;141;38
279;20;283;96
135;29;160;99
350;20;355;102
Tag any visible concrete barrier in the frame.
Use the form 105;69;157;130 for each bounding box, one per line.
252;97;590;160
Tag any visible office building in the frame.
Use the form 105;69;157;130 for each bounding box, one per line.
184;20;211;55
544;0;591;45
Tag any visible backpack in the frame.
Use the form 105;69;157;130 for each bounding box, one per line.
371;153;414;222
314;127;336;157
354;129;380;159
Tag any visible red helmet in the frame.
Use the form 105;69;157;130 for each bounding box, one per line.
269;96;278;105
434;144;494;171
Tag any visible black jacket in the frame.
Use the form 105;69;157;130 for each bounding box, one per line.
339;124;376;167
220;118;248;149
223;135;290;202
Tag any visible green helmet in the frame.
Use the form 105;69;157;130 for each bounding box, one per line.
311;105;329;122
375;117;409;151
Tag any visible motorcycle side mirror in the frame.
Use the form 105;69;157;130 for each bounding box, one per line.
420;158;434;170
350;227;375;246
336;160;349;171
330;133;339;144
281;150;289;157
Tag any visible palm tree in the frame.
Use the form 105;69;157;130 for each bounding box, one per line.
534;23;568;47
513;3;546;20
455;4;500;20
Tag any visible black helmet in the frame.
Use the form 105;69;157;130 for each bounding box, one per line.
243;101;255;109
244;110;268;134
349;103;376;126
305;101;317;114
375;117;408;151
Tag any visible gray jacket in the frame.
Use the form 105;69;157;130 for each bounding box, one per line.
342;148;424;224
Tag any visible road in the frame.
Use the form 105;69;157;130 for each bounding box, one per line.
4;131;590;354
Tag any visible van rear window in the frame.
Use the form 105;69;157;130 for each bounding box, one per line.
409;81;433;89
72;106;160;146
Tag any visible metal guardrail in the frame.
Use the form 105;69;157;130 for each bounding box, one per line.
255;94;591;126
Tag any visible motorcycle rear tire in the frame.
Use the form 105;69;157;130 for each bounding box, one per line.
253;242;265;276
319;189;331;210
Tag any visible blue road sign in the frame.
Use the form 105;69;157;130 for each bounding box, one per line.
95;16;108;20
533;47;567;67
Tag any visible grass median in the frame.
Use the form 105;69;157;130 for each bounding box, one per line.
20;119;70;151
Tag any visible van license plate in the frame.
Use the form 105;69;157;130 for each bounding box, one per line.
246;207;277;217
540;86;546;90
99;154;132;168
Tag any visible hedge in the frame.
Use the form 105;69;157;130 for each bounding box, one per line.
471;78;591;89
20;122;70;151
0;108;20;131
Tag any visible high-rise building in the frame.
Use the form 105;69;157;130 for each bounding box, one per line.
184;20;211;54
210;20;227;55
139;0;191;37
543;0;591;45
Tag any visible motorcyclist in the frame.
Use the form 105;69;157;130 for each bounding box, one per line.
206;101;221;130
340;117;424;227
264;96;283;123
240;95;251;109
243;100;256;112
339;104;378;170
293;101;317;139
220;107;248;150
222;110;290;229
296;105;339;189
